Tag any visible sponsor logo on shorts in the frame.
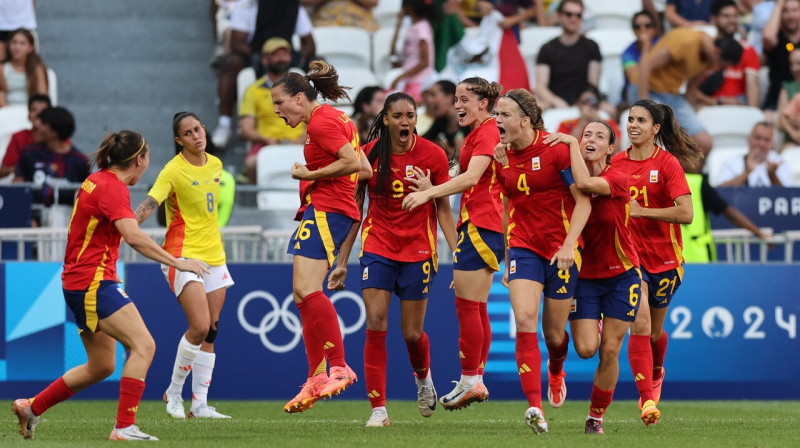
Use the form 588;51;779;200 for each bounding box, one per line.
570;298;576;313
117;288;129;298
362;267;369;280
509;260;516;274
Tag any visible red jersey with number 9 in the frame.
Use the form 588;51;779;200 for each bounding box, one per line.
611;146;690;273
457;117;503;233
303;104;361;221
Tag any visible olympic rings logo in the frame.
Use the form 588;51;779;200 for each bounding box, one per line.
237;290;366;353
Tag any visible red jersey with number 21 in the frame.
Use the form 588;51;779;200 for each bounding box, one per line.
457;117;502;233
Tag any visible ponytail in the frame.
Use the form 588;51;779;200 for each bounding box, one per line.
274;60;351;103
93;131;148;169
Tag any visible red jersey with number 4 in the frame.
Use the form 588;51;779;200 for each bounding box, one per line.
611;146;690;273
457;117;503;233
500;130;581;259
361;135;450;262
62;170;136;290
580;166;639;279
303;104;361;221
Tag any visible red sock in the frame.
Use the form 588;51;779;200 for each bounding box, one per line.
651;331;668;379
116;377;145;428
589;385;614;419
478;302;491;376
31;377;74;416
628;334;654;402
364;329;387;408
302;291;346;367
406;331;430;379
297;300;327;377
456;296;483;375
515;331;542;408
547;331;569;375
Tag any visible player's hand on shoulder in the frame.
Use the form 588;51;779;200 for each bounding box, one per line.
543;132;577;147
176;259;210;277
493;142;509;166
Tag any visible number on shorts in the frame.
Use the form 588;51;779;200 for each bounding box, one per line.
629;283;640;307
454;231;464;263
422;261;431;284
629;185;649;207
296;220;314;240
392;179;404;198
655;275;677;297
206;192;215;212
517;174;530;196
558;268;570;284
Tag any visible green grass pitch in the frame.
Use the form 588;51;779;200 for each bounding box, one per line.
2;400;799;447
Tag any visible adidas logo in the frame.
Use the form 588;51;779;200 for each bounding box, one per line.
323;341;335;350
368;390;381;398
458;351;465;359
557;286;568;294
179;365;192;372
422;286;429;293
518;364;532;374
127;406;139;414
294;242;301;249
191;180;199;186
634;373;645;381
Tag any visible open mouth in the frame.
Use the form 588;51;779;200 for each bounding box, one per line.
585;145;596;153
497;126;506;136
457;111;467;121
399;129;410;142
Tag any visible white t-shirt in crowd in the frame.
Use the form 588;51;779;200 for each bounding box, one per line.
716;151;794;187
230;0;312;44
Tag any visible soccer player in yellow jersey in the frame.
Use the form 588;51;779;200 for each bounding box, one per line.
135;112;233;419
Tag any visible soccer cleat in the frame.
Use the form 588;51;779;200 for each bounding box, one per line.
439;381;488;410
416;377;437;418
188;405;231;419
478;381;490;401
585;417;604;434
318;365;357;398
284;373;329;414
364;408;390;427
211;124;231;148
12;398;40;440
524;406;549;434
652;368;665;405
640;399;661;426
109;425;159;441
547;362;567;408
163;392;186;419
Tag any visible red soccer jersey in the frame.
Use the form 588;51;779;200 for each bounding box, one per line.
361;135;450;262
580;166;640;279
1;129;34;168
611;146;691;273
715;42;760;99
303;104;361;221
457;117;503;233
62;170;136;290
500;130;581;259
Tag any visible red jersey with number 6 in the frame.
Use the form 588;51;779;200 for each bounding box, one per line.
457;117;503;233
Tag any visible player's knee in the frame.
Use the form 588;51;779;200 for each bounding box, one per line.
187;321;210;344
401;328;422;343
220;54;245;73
204;322;219;344
89;359;117;380
137;333;157;361
573;339;598;359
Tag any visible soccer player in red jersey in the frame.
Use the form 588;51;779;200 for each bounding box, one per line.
493;89;591;434
330;92;458;427
12;131;207;441
544;122;642;435
611;99;701;425
272;61;370;413
402;77;504;410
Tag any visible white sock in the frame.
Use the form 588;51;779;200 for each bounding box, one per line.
373;406;387;413
415;369;432;387
218;115;231;129
166;335;201;396
461;374;479;388
588;415;603;422
192;351;216;410
478;374;484;384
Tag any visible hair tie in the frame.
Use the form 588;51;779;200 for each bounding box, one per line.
121;137;146;162
114;134;121;143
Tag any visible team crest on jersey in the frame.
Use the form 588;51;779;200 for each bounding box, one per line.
405;165;415;178
531;157;541;171
509;260;516;274
650;170;659;183
306;135;311;144
362;267;369;280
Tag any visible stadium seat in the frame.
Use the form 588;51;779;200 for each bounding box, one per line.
382;67;403;90
584;0;638;29
586;28;635;105
372;26;396;79
780;146;800;186
236;67;256;113
0;105;31;157
542;107;579;133
707;146;748;186
697;105;765;148
312;26;372;69
256;145;304;229
47;68;58;105
373;0;402;29
618;108;630;151
519;26;562;89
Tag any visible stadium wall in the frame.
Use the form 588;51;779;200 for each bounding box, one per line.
1;262;798;400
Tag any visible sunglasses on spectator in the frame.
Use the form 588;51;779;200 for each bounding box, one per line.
562;11;582;19
580;97;599;106
634;22;654;30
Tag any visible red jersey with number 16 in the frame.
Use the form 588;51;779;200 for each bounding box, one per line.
457;117;502;233
303;104;361;221
611;146;690;273
580;166;639;279
361;135;450;262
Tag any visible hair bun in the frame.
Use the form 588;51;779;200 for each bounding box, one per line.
114;134;121;143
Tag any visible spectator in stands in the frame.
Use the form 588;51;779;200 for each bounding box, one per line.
13;106;89;226
421;79;468;166
556;86;621;142
303;0;380;31
0;28;47;107
535;0;602;110
209;0;242;68
0;0;36;62
211;1;315;148
634;28;743;168
533;0;562;26
665;0;714;27
352;85;385;145
777;48;800;146
0;93;50;178
642;0;666;35
239;38;307;184
716;122;794;186
762;0;800;113
390;0;439;102
623;10;661;106
494;0;535;41
435;0;466;72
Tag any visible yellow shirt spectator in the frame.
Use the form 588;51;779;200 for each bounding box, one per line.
239;76;306;141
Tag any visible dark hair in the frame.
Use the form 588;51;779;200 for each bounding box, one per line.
93;130;148;169
38;106;75;140
359;92;417;205
715;34;743;64
353;86;383;116
558;0;583;13
711;0;737;17
172;111;204;155
459;77;503;112
631;10;657;28
434;80;457;96
503;89;545;131
402;0;442;23
630;99;703;168
273;59;351;103
27;93;51;110
587;120;617;145
6;29;47;98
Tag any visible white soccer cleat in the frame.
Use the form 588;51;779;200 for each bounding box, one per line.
364;408;390;427
416;376;437;418
163;392;185;419
525;406;549;434
211;124;231;148
188;405;231;419
109;425;159;441
439;380;487;410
